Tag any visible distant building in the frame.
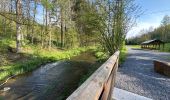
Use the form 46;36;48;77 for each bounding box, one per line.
141;39;165;50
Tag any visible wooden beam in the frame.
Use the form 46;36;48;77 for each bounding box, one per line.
67;51;120;100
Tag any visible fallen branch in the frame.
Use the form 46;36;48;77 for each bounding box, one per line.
0;75;16;87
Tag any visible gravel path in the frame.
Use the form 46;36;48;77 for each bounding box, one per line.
115;47;170;100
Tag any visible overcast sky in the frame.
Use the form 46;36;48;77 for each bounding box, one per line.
127;0;170;38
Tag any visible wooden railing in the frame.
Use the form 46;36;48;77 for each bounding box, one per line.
67;51;120;100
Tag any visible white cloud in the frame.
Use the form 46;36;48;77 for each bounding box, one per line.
126;22;160;38
126;14;167;38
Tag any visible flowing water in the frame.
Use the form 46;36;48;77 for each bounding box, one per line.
0;52;101;100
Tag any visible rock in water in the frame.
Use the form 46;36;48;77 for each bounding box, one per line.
3;87;11;92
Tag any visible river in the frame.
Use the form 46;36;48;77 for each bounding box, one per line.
0;52;101;100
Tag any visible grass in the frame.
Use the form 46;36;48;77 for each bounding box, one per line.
93;46;127;64
0;39;92;81
127;45;141;49
93;47;109;62
120;46;127;64
160;43;170;52
127;43;170;53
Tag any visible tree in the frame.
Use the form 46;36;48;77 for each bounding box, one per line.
73;0;100;46
161;15;170;41
16;0;22;52
95;0;140;55
41;0;54;49
0;0;140;54
31;0;38;44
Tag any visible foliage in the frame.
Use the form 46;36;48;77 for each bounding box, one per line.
65;28;79;48
0;0;135;81
119;45;127;64
0;39;91;81
94;51;109;62
73;0;100;46
93;0;140;55
160;43;170;52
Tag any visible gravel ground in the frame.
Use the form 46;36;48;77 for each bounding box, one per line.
115;47;170;100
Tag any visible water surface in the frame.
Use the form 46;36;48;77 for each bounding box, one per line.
0;52;100;100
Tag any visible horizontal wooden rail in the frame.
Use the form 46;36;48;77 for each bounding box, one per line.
67;51;120;100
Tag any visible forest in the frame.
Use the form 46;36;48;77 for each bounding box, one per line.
2;1;170;100
0;0;138;81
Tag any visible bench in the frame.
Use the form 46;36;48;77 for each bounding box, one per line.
154;60;170;77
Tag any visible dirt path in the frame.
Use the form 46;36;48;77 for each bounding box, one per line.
115;47;170;100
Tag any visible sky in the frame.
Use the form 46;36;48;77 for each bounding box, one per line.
127;0;170;38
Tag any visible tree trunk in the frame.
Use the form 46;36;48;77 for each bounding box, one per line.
41;8;45;48
16;22;22;53
45;3;48;48
26;0;30;40
48;12;52;50
31;0;37;44
60;8;64;48
16;0;22;53
10;0;13;38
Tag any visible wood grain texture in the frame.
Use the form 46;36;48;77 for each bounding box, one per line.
154;60;170;77
67;51;120;100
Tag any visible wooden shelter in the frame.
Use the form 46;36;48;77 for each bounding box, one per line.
141;39;165;50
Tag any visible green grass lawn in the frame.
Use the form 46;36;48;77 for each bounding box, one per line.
120;46;127;64
93;46;128;64
127;43;170;53
160;43;170;52
127;45;141;49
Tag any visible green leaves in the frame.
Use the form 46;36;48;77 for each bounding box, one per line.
41;0;54;10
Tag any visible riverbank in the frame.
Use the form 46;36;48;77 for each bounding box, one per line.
0;51;102;100
0;48;90;81
0;39;127;83
0;39;127;99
